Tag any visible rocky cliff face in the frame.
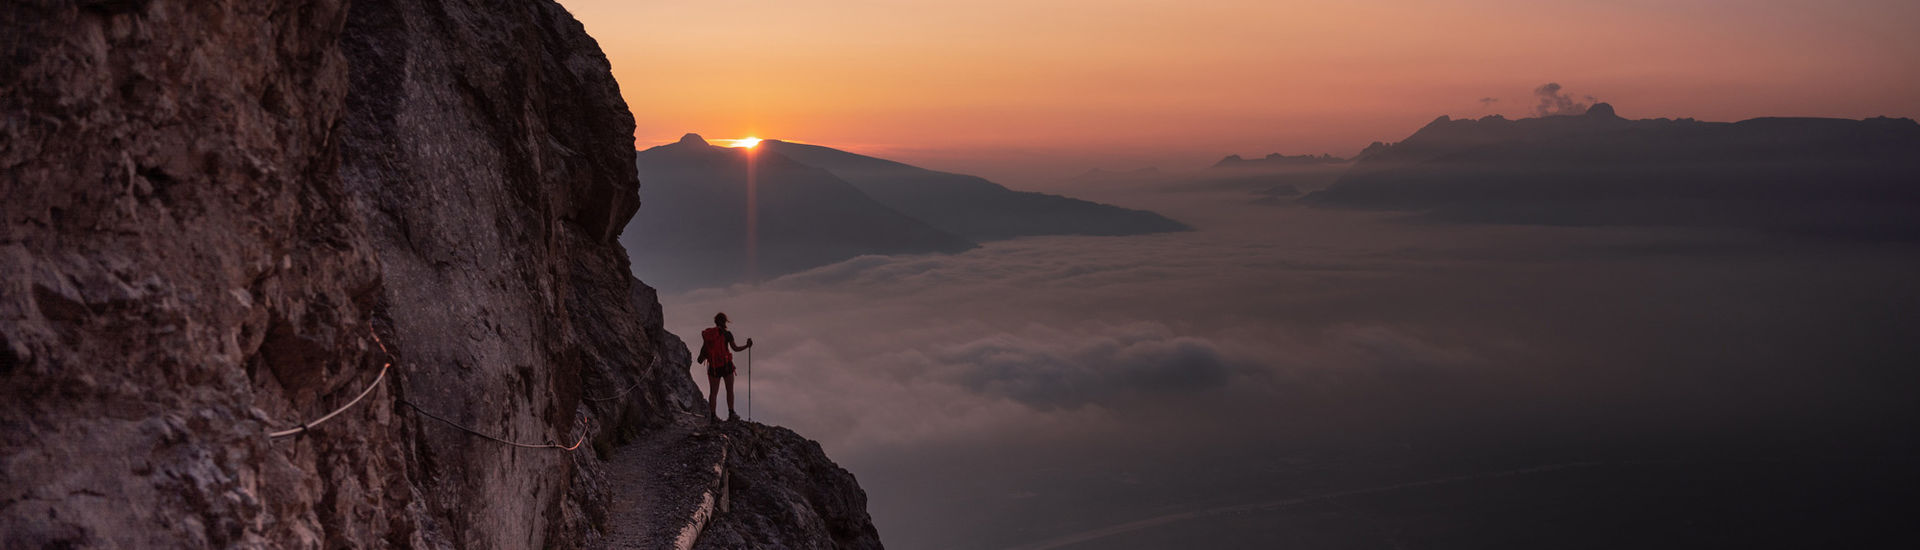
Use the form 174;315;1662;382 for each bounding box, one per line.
697;423;882;550
4;1;392;546
2;1;874;548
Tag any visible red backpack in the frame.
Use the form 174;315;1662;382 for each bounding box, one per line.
700;327;732;365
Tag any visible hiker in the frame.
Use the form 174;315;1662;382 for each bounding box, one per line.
696;312;753;421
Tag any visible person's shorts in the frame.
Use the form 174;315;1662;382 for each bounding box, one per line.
707;360;736;379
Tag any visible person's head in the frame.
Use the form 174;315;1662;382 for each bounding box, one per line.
714;312;728;328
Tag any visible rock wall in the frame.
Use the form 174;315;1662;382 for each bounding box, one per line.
334;0;705;547
0;0;701;547
3;1;392;546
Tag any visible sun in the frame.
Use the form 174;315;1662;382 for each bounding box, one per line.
721;136;762;148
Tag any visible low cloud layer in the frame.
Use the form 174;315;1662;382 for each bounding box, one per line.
658;193;1920;549
938;323;1242;409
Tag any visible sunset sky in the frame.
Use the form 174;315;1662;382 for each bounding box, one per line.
559;0;1920;183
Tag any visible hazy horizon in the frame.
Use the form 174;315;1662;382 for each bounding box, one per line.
562;0;1920;187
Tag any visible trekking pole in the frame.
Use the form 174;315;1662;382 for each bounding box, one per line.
746;346;752;421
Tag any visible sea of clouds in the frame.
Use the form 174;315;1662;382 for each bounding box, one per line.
658;192;1919;549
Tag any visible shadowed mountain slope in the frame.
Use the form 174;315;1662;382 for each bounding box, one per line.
760;140;1190;241
624;135;975;292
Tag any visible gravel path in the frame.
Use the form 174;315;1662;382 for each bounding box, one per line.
600;417;730;549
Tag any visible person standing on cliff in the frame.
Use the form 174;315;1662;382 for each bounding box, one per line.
696;312;753;422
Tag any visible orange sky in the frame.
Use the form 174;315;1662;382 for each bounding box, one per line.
558;0;1920;185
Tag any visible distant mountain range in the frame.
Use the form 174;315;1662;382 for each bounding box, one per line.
1068;152;1353;201
622;135;1187;291
1212;153;1346;169
1066;167;1165;186
625;104;1920;291
1303;103;1920;240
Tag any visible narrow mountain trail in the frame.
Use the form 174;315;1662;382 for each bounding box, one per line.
600;416;730;550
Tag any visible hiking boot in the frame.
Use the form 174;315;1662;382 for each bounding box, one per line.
727;410;740;422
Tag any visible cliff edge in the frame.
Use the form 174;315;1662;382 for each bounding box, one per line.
1;0;877;547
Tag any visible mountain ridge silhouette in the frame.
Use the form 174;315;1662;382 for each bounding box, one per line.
759;139;1190;241
622;136;976;291
1305;104;1920;239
